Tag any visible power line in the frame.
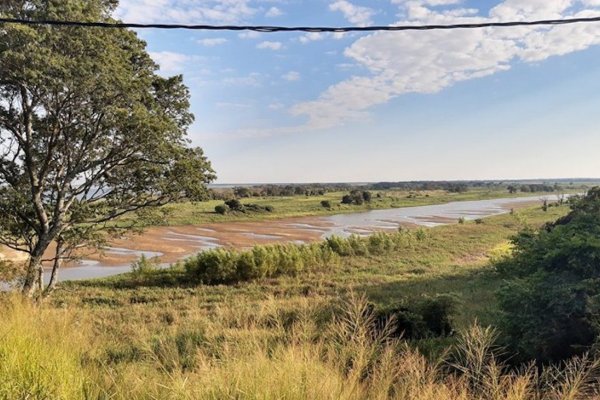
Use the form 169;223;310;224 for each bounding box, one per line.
1;15;600;32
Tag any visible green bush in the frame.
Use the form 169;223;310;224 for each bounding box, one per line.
321;200;332;208
225;199;244;211
341;195;353;205
185;242;342;285
373;295;457;339
130;254;159;278
214;204;228;215
497;188;600;363
185;230;425;285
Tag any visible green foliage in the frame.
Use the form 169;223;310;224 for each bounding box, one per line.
224;199;244;211
185;230;421;285
497;188;600;363
341;195;354;205
0;0;215;294
214;204;228;215
185;242;342;284
362;191;372;203
130;255;159;278
374;295;457;339
321;200;332;208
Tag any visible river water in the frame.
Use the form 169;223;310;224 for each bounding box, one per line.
43;195;558;283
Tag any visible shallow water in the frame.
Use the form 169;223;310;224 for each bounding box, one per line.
41;194;559;283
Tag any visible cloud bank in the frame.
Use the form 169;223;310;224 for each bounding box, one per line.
292;0;600;129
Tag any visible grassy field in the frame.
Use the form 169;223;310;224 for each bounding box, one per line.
1;204;581;399
151;187;572;226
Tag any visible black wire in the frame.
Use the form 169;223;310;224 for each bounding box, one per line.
1;16;600;32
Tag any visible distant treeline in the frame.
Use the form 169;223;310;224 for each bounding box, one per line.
208;180;586;199
210;184;354;199
506;183;568;194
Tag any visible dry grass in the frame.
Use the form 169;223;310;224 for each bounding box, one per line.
1;294;600;400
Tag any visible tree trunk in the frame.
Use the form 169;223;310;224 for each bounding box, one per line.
22;255;43;297
44;240;63;297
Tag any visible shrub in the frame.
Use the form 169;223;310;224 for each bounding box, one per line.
214;204;228;215
130;254;159;278
362;191;372;203
321;200;332;208
458;217;466;224
497;187;600;363
183;230;426;285
341;195;353;205
184;242;342;285
372;295;457;339
224;199;244;211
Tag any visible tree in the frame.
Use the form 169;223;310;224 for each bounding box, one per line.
0;1;215;297
497;189;600;363
341;195;353;205
233;187;251;198
224;199;244;211
214;205;228;215
362;191;372;203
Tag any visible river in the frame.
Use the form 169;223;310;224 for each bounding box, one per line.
35;194;561;283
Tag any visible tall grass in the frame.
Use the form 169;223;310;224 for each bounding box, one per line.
0;297;89;399
184;230;424;284
1;293;600;399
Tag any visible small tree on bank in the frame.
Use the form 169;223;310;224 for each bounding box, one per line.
0;1;215;297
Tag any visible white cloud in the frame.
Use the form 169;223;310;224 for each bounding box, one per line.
329;0;375;26
257;41;284;50
198;38;228;47
116;0;257;24
265;6;283;17
299;32;325;43
239;31;262;39
292;0;600;129
282;71;301;81
149;51;189;74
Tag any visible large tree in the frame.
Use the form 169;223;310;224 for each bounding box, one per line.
0;0;215;296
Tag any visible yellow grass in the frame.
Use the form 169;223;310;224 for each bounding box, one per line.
1;294;599;400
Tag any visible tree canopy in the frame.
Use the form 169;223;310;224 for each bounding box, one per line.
0;0;215;296
497;188;600;363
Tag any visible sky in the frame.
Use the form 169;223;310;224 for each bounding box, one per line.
115;0;600;184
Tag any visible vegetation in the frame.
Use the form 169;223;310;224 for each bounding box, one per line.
213;199;275;215
497;189;600;363
341;190;372;205
2;291;600;399
184;230;428;285
0;0;214;296
3;202;596;398
152;186;586;226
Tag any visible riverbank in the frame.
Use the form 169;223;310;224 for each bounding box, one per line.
41;195;555;283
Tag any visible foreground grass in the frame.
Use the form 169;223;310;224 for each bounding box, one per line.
143;188;571;226
2;205;582;399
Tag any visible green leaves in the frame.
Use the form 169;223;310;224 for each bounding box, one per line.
0;0;215;291
497;188;600;363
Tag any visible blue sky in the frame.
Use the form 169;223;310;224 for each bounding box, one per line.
116;0;600;183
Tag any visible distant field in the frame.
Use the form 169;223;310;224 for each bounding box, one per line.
147;187;576;226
